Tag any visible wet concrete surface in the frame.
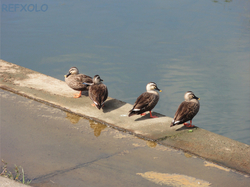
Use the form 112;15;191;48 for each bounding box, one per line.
1;60;250;175
1;89;250;187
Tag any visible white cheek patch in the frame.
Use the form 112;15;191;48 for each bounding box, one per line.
133;109;140;111
93;101;98;105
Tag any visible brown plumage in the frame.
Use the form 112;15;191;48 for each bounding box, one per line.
65;67;93;98
170;91;200;127
129;82;162;118
89;75;108;110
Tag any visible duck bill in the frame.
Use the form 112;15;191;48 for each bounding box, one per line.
65;72;71;78
156;87;162;92
194;96;200;100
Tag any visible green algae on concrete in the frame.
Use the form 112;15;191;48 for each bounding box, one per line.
0;59;250;175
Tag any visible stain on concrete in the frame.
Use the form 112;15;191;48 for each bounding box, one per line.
1;60;250;175
137;171;211;187
132;143;144;147
1;89;250;187
204;161;230;172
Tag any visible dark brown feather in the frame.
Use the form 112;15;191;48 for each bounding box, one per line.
171;101;199;126
89;84;108;110
129;92;159;116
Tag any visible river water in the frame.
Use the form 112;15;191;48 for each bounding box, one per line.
1;0;249;144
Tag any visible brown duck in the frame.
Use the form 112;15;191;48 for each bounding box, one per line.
64;67;93;98
171;91;200;128
89;75;108;110
129;82;162;118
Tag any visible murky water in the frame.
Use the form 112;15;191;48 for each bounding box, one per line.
1;0;249;144
1;89;250;187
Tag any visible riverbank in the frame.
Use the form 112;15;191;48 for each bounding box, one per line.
0;59;249;175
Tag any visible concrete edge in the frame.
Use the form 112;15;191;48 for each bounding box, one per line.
0;85;160;142
1;60;249;175
0;176;29;187
158;128;250;175
0;59;186;140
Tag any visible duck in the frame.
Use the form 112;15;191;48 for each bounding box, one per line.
64;67;93;98
128;82;162;118
170;91;200;128
88;75;108;110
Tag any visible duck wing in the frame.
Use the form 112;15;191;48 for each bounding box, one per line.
77;74;93;83
89;84;108;109
130;92;159;113
173;101;199;125
67;74;92;91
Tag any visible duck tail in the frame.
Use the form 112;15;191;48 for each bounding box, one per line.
128;109;138;117
96;104;102;110
170;121;175;127
128;111;134;117
170;119;178;127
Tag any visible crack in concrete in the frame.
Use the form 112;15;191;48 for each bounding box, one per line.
32;147;141;183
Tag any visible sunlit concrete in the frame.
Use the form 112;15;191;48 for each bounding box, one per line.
0;59;249;175
1;90;249;187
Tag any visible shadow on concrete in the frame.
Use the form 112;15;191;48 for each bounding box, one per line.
134;112;165;121
81;91;89;96
103;99;126;113
175;125;198;131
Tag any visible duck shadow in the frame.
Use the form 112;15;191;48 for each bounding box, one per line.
81;91;89;96
175;125;198;131
102;98;126;113
134;112;165;121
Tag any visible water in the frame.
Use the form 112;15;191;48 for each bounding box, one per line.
1;0;250;144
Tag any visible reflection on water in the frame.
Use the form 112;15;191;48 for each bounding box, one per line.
89;120;107;137
147;141;157;148
65;111;107;137
65;112;81;124
184;153;193;158
64;109;157;142
1;0;249;144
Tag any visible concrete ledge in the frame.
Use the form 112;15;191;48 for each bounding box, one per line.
160;128;250;175
0;59;249;175
0;59;178;140
0;177;29;187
